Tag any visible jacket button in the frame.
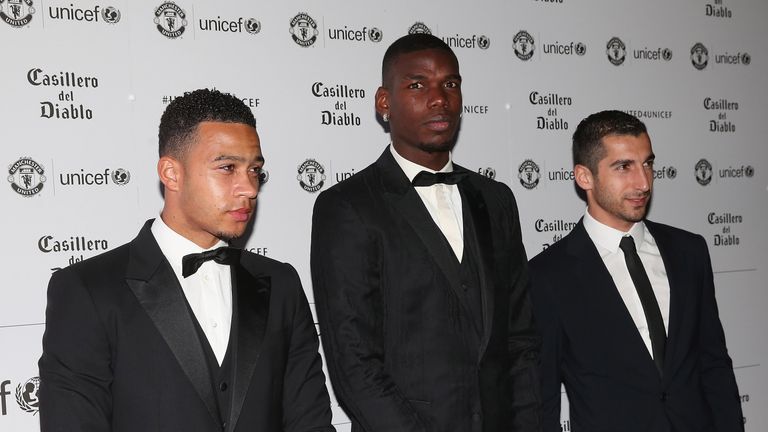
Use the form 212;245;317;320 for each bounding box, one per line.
660;391;668;401
472;412;481;422
220;382;228;391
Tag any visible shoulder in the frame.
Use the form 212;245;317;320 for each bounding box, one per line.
645;219;704;244
240;250;300;281
528;226;581;273
52;242;131;285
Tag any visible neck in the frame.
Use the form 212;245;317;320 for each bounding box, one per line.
392;143;450;171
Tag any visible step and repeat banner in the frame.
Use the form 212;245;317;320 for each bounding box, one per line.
1;0;766;430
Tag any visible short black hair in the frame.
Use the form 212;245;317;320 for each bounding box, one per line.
381;33;457;85
572;110;647;173
158;88;256;158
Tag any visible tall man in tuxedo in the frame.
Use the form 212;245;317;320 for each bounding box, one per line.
311;34;541;432
529;110;743;432
39;89;334;432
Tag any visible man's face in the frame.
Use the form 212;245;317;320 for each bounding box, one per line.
168;121;263;248
377;49;462;163
580;133;655;232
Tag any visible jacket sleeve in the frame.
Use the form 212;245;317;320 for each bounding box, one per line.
695;235;745;432
310;189;427;432
527;257;564;432
280;263;337;432
38;268;112;432
502;187;543;432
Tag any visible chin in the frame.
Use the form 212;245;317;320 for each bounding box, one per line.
418;140;455;154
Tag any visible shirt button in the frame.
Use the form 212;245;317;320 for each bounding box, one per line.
212;322;218;328
220;382;228;392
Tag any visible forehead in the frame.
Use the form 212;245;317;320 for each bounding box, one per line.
190;121;261;156
599;133;652;160
389;48;459;77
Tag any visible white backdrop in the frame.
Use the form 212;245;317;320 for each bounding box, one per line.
1;0;766;430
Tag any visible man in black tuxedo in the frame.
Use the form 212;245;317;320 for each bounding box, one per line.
529;110;743;432
39;89;334;432
311;34;541;432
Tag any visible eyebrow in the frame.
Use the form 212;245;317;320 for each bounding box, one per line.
401;73;462;81
609;153;655;167
213;154;265;164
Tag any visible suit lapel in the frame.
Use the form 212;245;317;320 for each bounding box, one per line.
377;150;464;297
125;220;219;422
645;221;686;379
457;173;496;355
227;262;271;431
566;221;660;378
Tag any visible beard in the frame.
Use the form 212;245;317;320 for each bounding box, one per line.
415;138;457;154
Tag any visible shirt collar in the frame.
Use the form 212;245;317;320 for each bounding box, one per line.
389;144;453;183
151;216;227;277
582;208;646;253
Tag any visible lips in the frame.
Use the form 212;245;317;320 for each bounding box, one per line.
626;195;649;207
424;115;454;132
229;208;252;222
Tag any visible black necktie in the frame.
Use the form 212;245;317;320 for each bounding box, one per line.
182;247;241;278
619;235;666;375
412;170;468;187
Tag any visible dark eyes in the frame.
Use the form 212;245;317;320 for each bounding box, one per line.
406;81;460;89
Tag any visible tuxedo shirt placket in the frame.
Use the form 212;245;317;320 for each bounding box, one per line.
582;211;670;359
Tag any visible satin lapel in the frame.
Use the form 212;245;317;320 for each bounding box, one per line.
227;263;271;431
646;221;685;379
376;149;463;295
457;176;495;354
566;222;660;377
125;221;219;422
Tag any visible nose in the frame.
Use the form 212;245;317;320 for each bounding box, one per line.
427;85;448;109
636;166;652;192
235;170;259;200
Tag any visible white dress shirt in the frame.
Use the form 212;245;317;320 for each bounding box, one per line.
390;144;464;260
582;210;671;358
151;217;233;365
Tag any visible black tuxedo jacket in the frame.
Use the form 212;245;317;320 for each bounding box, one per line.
310;149;541;432
39;220;334;432
528;219;743;432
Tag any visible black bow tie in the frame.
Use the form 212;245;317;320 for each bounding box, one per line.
182;246;241;278
412;170;468;187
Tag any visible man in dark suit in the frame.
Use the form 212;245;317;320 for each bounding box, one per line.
529;110;743;432
39;89;334;432
310;34;541;432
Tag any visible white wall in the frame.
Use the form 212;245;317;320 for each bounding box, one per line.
1;0;765;430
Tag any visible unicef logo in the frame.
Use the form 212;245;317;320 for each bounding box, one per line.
408;21;431;35
691;43;709;70
290;12;318;47
666;166;677;179
606;37;626;66
8;157;46;197
0;0;35;28
662;48;673;61
297;159;326;192
368;27;383;42
741;52;751;65
518;159;540;189
15;377;40;415
102;6;120;24
111;168;131;185
575;42;587;56
245;17;261;34
513;30;535;61
154;2;187;39
258;168;269;185
695;158;713;186
479;167;496;179
478;35;490;50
